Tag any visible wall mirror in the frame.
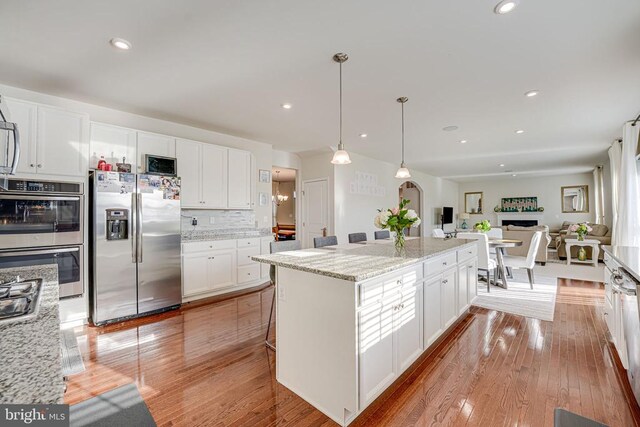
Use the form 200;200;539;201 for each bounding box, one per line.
464;192;483;214
561;185;589;213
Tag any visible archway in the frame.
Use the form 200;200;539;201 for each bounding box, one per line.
399;181;422;237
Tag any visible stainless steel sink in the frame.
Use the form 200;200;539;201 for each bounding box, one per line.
0;278;42;323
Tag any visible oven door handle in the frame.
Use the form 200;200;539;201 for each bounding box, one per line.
611;282;636;296
0;247;80;257
0;195;81;201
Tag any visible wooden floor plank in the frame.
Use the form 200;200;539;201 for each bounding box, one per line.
65;278;639;426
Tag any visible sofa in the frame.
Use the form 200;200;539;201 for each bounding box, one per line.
553;221;610;261
500;225;552;265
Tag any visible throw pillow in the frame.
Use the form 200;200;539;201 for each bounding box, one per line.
590;224;609;237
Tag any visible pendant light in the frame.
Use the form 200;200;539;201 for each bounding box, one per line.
395;97;411;178
331;53;352;165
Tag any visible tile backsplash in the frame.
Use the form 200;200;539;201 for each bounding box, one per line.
181;209;256;231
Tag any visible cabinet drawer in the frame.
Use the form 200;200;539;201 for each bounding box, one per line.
237;246;260;266
401;264;423;287
457;244;477;263
182;240;236;253
237;264;261;284
237;238;260;248
359;266;421;307
424;252;457;277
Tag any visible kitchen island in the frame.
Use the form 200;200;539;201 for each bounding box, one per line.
252;237;478;426
0;265;64;404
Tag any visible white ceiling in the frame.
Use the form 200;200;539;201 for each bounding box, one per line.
1;0;639;181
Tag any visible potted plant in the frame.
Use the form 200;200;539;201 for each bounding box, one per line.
374;199;421;249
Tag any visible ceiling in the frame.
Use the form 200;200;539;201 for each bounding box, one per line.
1;0;639;181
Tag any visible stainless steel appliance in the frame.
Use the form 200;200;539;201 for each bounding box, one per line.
0;278;42;323
0;95;20;190
89;171;181;325
614;268;640;406
0;246;83;298
144;154;177;176
0;179;84;249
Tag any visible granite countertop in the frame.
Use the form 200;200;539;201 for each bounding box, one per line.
252;237;474;282
182;228;273;242
0;265;64;404
603;245;640;283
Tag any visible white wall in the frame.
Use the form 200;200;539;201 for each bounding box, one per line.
300;152;336;236
458;172;597;229
272;149;301;170
332;152;459;244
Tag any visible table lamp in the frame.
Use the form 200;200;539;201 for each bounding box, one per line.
459;213;470;229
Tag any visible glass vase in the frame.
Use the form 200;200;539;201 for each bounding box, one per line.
577;233;585;242
394;229;406;250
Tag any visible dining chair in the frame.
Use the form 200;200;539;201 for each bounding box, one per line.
457;232;497;292
486;227;503;257
432;229;445;238
374;230;390;240
266;240;302;351
348;232;367;243
313;235;338;248
501;231;542;289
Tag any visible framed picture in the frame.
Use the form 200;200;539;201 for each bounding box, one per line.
259;192;269;206
259;169;271;183
464;192;483;214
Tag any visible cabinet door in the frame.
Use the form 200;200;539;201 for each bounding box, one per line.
457;264;469;316
182;252;210;297
36;106;89;176
396;284;423;372
201;144;228;208
137;131;175;173
441;269;457;329
227;149;251;209
208;250;236;290
423;275;443;347
467;258;478;303
176;138;202;208
358;296;398;409
3;98;37;174
90;122;137;170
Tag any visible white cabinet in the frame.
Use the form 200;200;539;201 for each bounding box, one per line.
182;249;236;297
467;258;478;303
176;139;201;207
3;98;37;174
4;98;89;177
441;268;457;329
227;148;252;209
36;106;89;176
396;283;423;372
137;131;175;173
201;144;228;208
90;122;137;170
207;250;236;291
457;263;469;316
423;275;443;347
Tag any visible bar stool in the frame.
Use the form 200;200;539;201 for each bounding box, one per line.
374;230;390;240
348;232;367;243
313;236;338;248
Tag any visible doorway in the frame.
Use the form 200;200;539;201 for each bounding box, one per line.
302;178;329;248
399;181;422;237
272;168;297;241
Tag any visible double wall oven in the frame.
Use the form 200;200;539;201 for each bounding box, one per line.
0;179;84;298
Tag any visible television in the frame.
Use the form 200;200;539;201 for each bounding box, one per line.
442;207;453;225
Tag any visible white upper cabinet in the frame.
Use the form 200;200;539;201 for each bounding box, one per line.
89;123;137;171
176;138;202;208
227;148;252;209
137;131;175;173
201;144;228;208
3;98;37;174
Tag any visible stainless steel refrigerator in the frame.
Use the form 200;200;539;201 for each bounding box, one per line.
89;171;181;325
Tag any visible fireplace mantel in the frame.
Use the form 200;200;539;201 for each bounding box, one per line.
496;212;544;226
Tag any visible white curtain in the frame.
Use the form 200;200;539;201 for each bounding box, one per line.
609;140;621;242
593;166;605;224
612;123;640;246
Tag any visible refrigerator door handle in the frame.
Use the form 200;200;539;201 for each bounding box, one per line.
131;192;137;263
137;192;143;263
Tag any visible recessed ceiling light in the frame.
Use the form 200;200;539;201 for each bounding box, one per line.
494;0;519;15
109;38;132;50
443;125;458;132
459;140;467;144
281;103;292;109
524;90;539;97
512;173;517;177
499;163;505;167
515;129;524;134
359;133;368;138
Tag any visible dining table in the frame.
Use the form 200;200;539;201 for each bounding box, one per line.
488;238;523;289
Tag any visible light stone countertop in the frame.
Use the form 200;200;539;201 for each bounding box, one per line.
252;237;475;282
603;245;640;283
182;228;272;242
0;265;64;404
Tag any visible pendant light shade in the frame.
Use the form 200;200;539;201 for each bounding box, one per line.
395;97;411;178
330;53;351;165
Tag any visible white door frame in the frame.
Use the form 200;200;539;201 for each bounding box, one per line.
302;177;330;249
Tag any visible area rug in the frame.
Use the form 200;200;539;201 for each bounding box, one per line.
473;270;558;321
69;383;156;427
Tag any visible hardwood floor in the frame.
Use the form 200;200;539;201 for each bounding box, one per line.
65;278;638;426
